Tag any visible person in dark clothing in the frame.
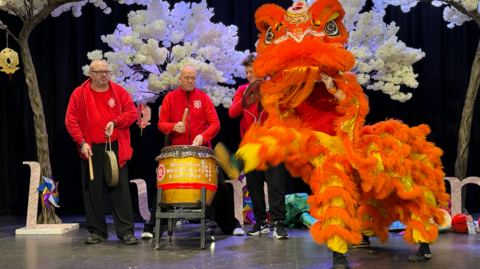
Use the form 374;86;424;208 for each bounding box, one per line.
228;53;288;239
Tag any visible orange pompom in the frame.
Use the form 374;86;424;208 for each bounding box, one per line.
451;213;468;233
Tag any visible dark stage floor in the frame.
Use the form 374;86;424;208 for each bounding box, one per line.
1;214;479;269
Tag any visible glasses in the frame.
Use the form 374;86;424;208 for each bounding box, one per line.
183;76;196;81
90;70;111;75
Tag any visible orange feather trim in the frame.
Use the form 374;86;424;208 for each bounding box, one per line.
316;206;362;231
359;220;390;243
254;4;286;33
357;204;395;243
310;221;362;245
403;220;439;244
431;208;446;227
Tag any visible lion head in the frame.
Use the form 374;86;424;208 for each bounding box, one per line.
253;0;355;80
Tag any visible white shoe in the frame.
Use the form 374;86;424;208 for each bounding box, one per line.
141;231;154;239
232;227;245;236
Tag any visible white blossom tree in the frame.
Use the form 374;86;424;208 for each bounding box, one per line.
334;0;426;102
84;0;248;108
0;0;149;223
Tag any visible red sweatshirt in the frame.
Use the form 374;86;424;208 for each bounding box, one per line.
65;79;137;167
229;83;267;138
88;87;119;143
158;87;220;147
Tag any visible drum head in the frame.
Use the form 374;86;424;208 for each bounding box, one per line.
104;151;119;187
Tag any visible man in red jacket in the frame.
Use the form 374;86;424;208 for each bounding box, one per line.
66;60;138;245
229;53;288;239
141;66;244;238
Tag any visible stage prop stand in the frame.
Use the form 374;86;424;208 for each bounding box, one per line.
443;177;480;232
130;179;151;222
16;162;79;234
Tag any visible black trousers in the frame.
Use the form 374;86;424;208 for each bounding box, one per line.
147;169;240;234
246;163;287;221
80;141;135;239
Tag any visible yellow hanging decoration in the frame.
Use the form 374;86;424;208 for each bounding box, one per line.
0;48;20;75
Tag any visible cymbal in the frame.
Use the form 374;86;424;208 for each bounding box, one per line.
242;80;262;109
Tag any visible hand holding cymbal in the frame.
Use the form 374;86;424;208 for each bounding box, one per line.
242;80;263;109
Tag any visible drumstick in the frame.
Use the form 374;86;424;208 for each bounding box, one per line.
88;155;94;180
181;108;188;125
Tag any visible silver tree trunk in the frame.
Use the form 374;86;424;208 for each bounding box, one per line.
14;0;83;224
454;37;480;213
18;27;52;179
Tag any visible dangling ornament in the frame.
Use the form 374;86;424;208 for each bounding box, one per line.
136;103;151;135
0;33;20;81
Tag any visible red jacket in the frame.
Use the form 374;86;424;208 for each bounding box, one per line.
65;79;137;167
229;83;267;138
159;87;220;147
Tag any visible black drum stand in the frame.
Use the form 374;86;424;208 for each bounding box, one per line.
154;187;216;249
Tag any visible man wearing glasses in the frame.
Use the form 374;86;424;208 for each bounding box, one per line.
141;66;244;238
65;60;138;245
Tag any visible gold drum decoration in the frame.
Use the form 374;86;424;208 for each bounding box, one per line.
155;145;218;207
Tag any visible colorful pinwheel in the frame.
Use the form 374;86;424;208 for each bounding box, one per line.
36;176;59;210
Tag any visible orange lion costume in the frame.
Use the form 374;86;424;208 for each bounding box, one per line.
235;0;449;266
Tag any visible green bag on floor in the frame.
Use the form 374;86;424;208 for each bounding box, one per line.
284;193;310;225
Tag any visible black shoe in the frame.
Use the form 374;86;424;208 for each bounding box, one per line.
349;234;370;248
121;234;138;245
273;221;289;239
332;251;349;269
247;219;269;236
409;243;432;262
85;233;106;244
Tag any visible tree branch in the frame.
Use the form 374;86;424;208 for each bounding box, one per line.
415;1;480;27
23;0;31;19
5;3;26;23
138;90;163;96
0;23;19;43
23;0;85;33
448;1;480;26
28;0;34;18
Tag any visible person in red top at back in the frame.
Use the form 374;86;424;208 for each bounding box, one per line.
141;66;244;238
65;60;138;245
229;53;289;239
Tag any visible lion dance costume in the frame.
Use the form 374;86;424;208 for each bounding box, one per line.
236;0;449;267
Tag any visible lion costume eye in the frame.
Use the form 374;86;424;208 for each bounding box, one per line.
265;27;275;44
324;21;339;37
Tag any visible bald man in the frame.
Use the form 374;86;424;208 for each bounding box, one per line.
66;60;138;245
141;66;244;238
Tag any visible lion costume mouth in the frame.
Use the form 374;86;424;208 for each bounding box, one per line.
253;0;355;79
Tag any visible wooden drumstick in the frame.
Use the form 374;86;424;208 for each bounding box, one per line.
88;155;94;180
182;108;188;125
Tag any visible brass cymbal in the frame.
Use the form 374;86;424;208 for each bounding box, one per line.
242;80;263;109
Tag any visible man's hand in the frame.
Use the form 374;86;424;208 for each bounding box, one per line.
105;121;115;136
81;143;93;158
318;72;346;101
319;72;335;90
192;135;204;146
173;122;186;133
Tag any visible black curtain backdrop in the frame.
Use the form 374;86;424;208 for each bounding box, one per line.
1;0;480;216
